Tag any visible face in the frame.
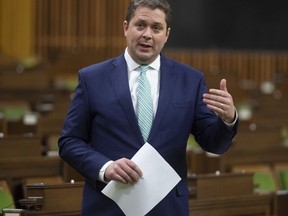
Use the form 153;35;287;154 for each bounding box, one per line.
123;6;170;65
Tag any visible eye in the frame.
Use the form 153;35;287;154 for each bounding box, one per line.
153;25;162;33
136;22;145;30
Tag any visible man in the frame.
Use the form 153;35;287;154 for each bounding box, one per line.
58;0;238;215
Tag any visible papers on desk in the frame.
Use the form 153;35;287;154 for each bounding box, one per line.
101;143;181;216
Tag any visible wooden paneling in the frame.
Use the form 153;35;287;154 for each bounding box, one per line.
0;0;36;58
34;0;129;58
163;49;288;92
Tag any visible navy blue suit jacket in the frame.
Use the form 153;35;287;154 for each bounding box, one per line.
58;53;237;215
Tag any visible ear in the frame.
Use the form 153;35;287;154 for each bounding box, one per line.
165;27;171;43
123;21;128;36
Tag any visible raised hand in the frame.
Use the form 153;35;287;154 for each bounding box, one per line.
203;79;236;123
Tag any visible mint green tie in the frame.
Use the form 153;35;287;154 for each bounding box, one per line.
137;65;153;142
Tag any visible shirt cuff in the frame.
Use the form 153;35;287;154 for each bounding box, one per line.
223;108;238;127
98;160;113;183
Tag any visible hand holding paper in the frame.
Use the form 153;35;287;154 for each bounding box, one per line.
105;158;143;184
102;143;181;216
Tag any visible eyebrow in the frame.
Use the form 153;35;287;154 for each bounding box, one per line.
136;19;164;27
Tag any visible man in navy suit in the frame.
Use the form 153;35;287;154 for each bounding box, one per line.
58;0;238;215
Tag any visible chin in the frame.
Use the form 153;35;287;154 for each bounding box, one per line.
137;54;155;64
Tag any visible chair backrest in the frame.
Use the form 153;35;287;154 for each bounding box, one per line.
274;163;288;190
0;180;15;213
279;171;288;190
253;171;277;192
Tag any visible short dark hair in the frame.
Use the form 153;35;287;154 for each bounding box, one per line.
125;0;172;29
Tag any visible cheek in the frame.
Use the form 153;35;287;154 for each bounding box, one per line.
126;35;135;46
156;37;167;48
127;32;140;42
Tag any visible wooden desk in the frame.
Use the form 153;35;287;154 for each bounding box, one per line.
224;126;288;170
6;120;39;136
0;117;6;134
189;172;254;199
0;156;63;202
0;67;51;91
186;148;225;175
22;182;84;213
3;209;80;216
275;191;288;216
0;135;43;158
0;157;62;179
188;172;275;215
189;193;273;216
22;211;80;216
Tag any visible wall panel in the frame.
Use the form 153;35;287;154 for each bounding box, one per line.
35;0;130;59
0;0;36;59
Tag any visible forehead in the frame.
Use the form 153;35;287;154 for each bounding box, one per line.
132;6;167;26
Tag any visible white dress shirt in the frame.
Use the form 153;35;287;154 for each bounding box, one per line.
125;48;160;116
98;49;160;182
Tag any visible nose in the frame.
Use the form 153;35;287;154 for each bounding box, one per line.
142;27;152;39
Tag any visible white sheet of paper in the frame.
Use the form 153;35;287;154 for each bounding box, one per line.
101;143;181;216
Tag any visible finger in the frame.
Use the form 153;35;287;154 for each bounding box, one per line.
204;97;226;111
203;91;227;104
113;159;142;184
118;168;135;184
127;160;143;177
105;159;134;184
220;79;227;92
113;173;129;184
124;160;143;182
105;164;129;184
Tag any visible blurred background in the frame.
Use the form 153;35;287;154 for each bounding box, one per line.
0;0;288;214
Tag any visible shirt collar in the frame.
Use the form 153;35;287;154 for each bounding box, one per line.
124;48;160;72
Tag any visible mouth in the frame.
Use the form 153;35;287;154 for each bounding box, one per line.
139;43;152;49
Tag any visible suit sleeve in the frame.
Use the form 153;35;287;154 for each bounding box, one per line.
58;70;111;188
191;74;238;154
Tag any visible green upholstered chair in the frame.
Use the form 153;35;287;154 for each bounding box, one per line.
253;171;277;192
0;182;15;213
274;163;288;190
2;107;27;121
279;170;288;189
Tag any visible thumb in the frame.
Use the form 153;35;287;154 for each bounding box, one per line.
220;79;228;92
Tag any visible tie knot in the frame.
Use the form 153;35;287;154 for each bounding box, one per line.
140;65;149;75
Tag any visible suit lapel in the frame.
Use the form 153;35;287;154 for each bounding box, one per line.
108;55;143;142
149;56;176;139
108;54;177;144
